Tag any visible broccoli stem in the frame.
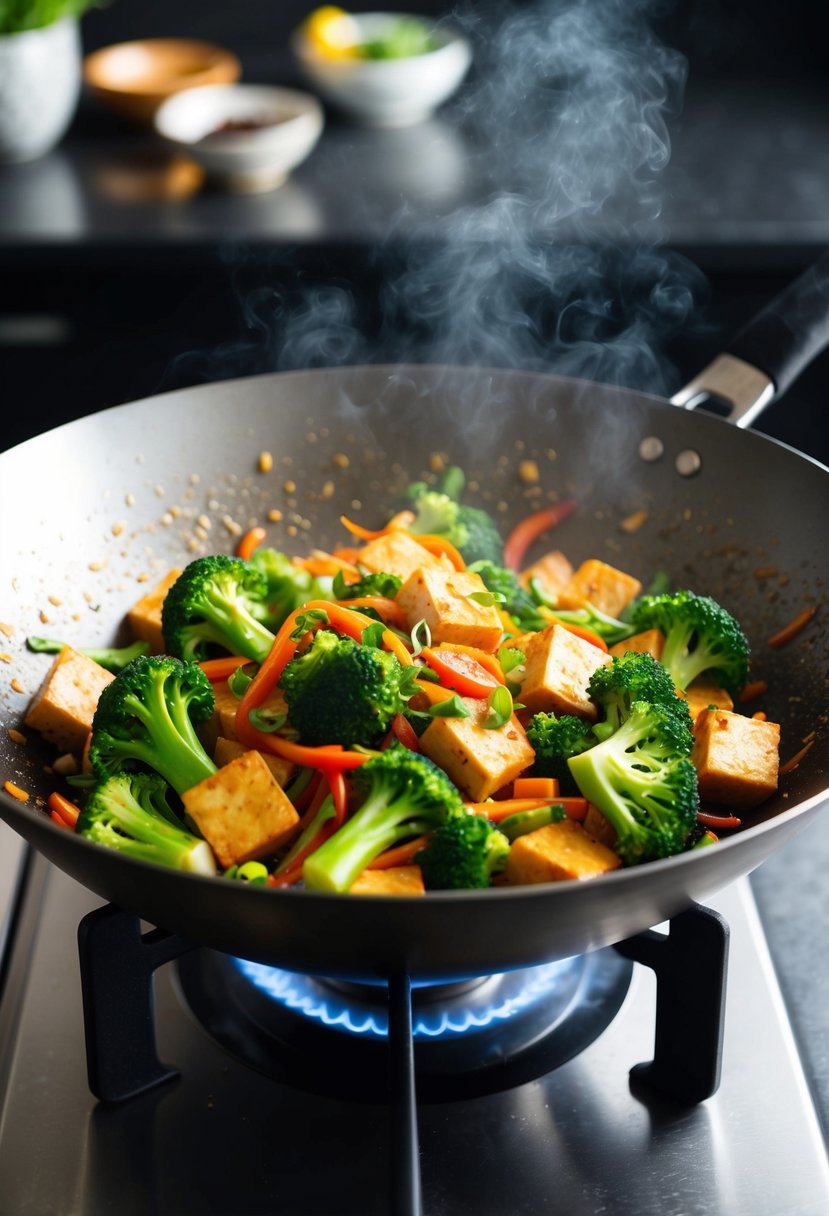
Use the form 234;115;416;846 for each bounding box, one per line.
303;792;428;893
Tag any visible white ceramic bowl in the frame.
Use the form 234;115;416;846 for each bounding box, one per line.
153;84;324;192
292;12;472;128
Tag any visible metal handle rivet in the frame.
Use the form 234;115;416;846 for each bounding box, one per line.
639;437;664;462
675;449;702;477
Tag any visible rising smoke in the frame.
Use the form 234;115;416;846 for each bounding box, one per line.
170;0;708;396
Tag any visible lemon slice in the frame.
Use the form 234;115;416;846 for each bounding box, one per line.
301;6;361;58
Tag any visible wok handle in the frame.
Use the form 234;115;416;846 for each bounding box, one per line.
671;249;829;427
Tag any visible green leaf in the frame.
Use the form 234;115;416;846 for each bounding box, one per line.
360;621;386;649
228;665;254;698
468;591;506;607
290;609;329;640
483;685;513;730
410;619;431;655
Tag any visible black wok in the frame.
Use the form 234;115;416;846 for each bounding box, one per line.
1;268;828;984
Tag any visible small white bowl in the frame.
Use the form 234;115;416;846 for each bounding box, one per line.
153;84;324;193
292;12;472;128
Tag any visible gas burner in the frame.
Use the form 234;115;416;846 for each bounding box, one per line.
175;948;633;1102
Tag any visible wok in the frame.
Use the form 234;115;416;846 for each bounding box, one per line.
1;266;828;984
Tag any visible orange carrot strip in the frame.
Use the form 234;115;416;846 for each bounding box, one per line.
738;680;769;703
779;739;815;776
50;810;72;830
334;596;406;628
199;655;251;682
538;609;609;652
48;789;80;827
767;606;816;649
339;511;415;541
297;552;361;577
503;500;578;571
367;835;430;869
466;796;589;821
268;819;340;887
235;526;267;561
420;646;499;699
513;777;560;799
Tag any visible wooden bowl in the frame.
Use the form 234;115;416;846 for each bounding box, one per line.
83;38;242;125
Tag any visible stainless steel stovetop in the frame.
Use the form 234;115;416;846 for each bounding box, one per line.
1;818;828;1216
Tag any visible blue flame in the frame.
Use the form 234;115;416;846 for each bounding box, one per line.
232;957;579;1041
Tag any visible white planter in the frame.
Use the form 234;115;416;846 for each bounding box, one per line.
0;17;82;163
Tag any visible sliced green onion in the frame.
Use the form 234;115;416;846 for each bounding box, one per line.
483;685;514;730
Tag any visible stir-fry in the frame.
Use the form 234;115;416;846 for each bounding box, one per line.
21;467;782;895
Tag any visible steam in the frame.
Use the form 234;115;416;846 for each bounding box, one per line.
167;0;707;397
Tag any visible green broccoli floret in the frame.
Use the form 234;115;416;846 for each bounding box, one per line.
406;467;504;566
161;554;277;664
88;655;217;795
332;569;403;600
587;651;692;739
468;560;543;627
26;635;150;672
568;700;698;865
77;771;215;874
631;589;749;695
417;813;510;889
249;548;325;628
303;743;466;892
279;629;417;749
526;712;595;794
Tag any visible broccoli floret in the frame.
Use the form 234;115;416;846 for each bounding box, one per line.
161;554;277;664
249;548;325;629
279;629;416;749
26;635;150;672
631;589;749;695
526;712;595;794
587;651;692;739
468;560;542;627
568;700;698;865
88;655;217;795
303;743;466;892
77;771;215;874
417;813;510;889
332;569;403;600
406;467;504;566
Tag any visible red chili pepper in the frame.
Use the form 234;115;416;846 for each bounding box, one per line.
503;500;578;571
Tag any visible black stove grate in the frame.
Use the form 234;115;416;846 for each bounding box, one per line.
77;901;729;1216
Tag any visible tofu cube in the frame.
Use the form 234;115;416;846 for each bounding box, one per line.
126;568;182;654
356;531;450;581
691;708;780;810
683;679;734;723
25;646;113;753
213;735;294;789
583;803;618;849
519;623;611;718
181;749;299;870
556;560;642;618
504;819;621;884
397;567;503;653
350;865;425;896
518;550;574;600
609;628;665;661
419;695;534;801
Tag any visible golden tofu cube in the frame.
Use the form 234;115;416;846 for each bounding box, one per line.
25;646;114;753
181;749;299;870
213;735;294;789
556;560;642;617
397;567;504;653
419;696;534;802
350;865;425;896
692;708;780;810
683;679;734;723
519;623;611;719
504;819;621;884
518;550;574;599
356;531;449;581
609;629;665;661
127;568;182;654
